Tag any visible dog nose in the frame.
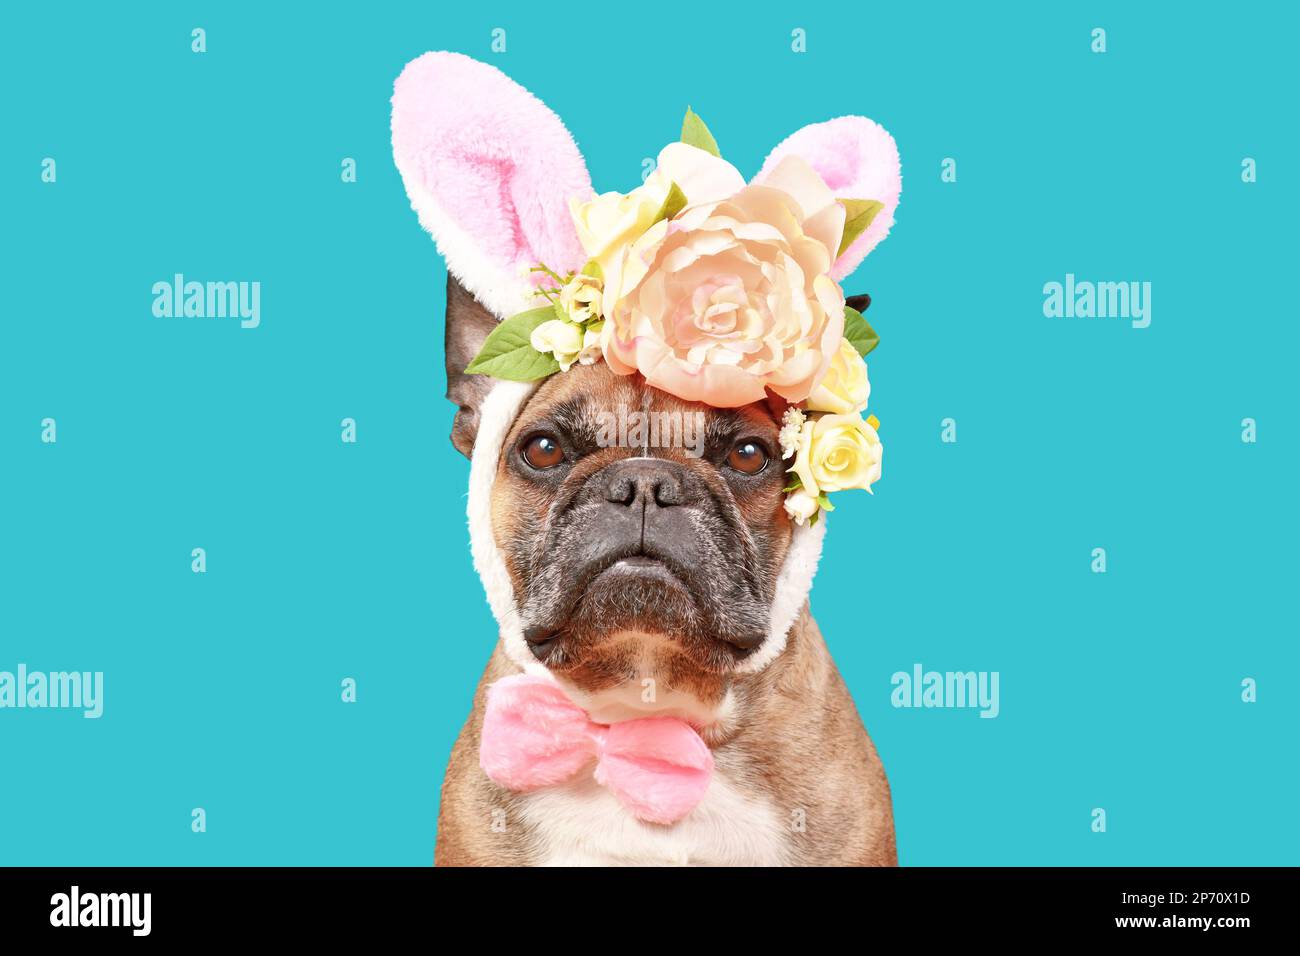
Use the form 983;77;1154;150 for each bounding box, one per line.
602;458;690;508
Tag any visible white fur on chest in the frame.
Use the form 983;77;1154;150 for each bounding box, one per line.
517;767;790;866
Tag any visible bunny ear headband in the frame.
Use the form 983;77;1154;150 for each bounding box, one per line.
391;52;901;673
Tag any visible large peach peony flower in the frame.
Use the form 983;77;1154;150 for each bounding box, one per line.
596;147;848;408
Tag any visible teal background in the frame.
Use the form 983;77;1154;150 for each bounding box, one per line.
2;1;1295;865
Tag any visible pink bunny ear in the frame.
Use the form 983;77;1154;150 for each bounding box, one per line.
755;116;902;281
391;52;593;320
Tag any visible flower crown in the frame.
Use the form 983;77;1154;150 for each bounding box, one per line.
463;109;887;526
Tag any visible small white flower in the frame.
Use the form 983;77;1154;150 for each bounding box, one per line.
779;406;807;460
558;272;603;326
783;489;819;526
577;325;603;365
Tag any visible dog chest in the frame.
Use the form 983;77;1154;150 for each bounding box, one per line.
517;769;790;866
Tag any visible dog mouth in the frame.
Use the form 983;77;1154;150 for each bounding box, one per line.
575;546;697;603
522;625;566;658
523;552;693;660
522;551;765;666
597;554;681;582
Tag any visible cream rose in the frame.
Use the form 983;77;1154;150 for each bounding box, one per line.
789;413;883;497
558;272;602;325
805;339;871;414
570;143;750;278
570;181;670;272
599;151;848;408
530;318;584;372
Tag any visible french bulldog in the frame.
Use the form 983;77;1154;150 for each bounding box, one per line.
389;50;903;867
433;277;896;866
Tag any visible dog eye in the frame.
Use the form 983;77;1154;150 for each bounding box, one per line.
727;440;769;475
521;434;566;469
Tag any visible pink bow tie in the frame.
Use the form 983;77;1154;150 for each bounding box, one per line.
478;674;714;825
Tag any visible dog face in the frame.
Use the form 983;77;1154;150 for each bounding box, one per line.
445;279;794;713
493;362;794;698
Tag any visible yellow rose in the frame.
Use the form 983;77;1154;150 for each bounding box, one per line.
570;143;754;309
789;412;883;497
805;339;871;415
568;173;672;271
530;318;584;372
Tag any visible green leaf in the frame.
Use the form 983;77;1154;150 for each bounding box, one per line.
681;107;721;158
843;305;880;357
653;182;688;223
580;259;603;281
837;198;885;258
816;494;835;513
783;472;804;493
464;307;562;381
809;509;820;527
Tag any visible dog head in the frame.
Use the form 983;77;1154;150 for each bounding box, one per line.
451;290;795;714
392;52;901;722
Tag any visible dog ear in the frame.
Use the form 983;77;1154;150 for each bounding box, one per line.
444;275;500;459
391;51;593;321
754;117;901;282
